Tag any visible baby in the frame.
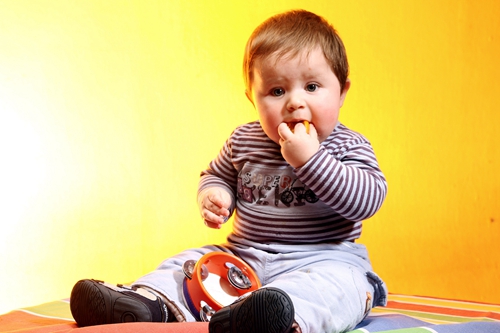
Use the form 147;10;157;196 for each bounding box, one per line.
71;9;388;333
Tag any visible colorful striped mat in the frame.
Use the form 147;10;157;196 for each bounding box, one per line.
350;294;500;333
1;294;499;333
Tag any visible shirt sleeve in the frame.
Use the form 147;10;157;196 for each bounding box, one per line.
294;138;387;222
198;137;237;216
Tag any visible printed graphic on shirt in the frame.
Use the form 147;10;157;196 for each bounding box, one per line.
236;163;331;215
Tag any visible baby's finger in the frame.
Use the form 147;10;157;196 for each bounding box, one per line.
203;206;228;222
205;201;229;219
293;122;308;134
204;219;222;229
308;122;318;138
278;122;293;140
202;210;225;229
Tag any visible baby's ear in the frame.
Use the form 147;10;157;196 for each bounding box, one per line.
245;90;255;107
340;79;351;107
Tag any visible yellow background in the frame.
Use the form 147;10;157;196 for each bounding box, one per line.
0;0;499;315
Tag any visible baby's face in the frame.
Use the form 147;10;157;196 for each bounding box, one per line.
248;47;349;144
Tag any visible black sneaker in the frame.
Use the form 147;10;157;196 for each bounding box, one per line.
209;287;294;333
70;279;170;327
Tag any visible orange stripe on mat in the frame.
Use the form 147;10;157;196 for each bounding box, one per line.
0;311;76;332
386;301;500;320
388;294;500;312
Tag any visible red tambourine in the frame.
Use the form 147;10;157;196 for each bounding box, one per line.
182;252;261;321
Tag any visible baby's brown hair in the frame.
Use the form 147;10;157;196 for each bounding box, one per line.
243;10;349;97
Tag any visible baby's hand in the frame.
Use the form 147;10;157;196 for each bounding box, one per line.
198;187;231;229
278;121;320;168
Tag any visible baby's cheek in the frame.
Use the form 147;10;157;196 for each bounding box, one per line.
262;124;281;144
316;123;336;142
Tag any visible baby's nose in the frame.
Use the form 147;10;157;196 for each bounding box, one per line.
286;92;305;111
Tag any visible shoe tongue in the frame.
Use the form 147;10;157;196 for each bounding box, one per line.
104;283;157;301
134;287;158;301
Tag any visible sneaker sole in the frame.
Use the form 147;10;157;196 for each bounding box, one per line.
209;287;294;333
70;279;156;326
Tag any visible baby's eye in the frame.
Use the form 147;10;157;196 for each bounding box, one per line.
271;88;285;96
306;84;318;92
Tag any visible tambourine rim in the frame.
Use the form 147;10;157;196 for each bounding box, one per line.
184;251;261;318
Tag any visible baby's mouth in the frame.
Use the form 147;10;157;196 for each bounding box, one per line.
287;120;310;134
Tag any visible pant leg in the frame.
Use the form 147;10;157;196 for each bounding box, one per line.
267;260;375;333
132;245;229;322
226;238;387;333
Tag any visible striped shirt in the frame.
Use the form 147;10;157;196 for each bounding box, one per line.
199;121;387;243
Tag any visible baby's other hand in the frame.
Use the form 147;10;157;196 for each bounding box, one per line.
278;122;320;168
198;187;231;229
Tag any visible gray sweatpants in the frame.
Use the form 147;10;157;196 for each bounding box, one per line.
133;234;387;333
